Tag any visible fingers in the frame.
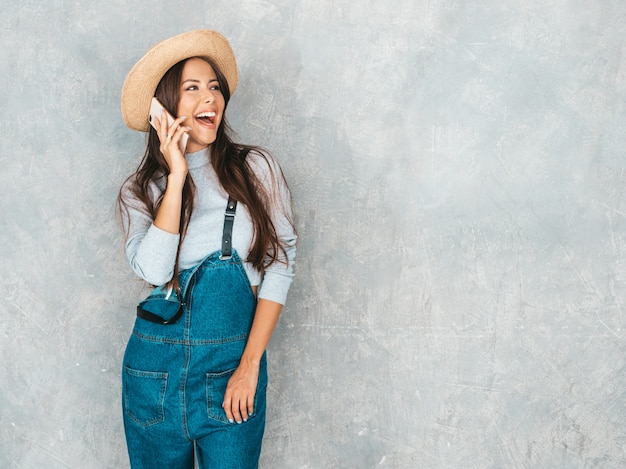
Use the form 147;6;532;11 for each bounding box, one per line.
222;364;259;424
156;115;190;176
156;112;188;148
168;121;190;148
223;389;255;424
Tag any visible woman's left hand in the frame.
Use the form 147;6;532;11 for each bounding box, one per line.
223;360;259;424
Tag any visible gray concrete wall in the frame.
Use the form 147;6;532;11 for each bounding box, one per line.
2;1;625;467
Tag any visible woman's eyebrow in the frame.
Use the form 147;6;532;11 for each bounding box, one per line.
181;78;218;85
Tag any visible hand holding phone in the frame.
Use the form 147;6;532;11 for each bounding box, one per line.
149;97;189;153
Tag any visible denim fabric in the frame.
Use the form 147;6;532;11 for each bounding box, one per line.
122;250;267;469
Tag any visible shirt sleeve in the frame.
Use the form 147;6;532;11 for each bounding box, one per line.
120;179;180;286
247;150;298;305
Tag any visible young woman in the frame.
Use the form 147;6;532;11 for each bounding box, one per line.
117;30;296;468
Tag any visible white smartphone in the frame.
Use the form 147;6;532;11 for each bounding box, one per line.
149;97;189;153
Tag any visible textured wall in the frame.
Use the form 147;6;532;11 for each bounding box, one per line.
2;1;625;468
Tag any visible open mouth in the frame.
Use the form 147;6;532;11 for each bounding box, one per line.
195;111;216;125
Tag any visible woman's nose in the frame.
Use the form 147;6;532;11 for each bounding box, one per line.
203;92;215;103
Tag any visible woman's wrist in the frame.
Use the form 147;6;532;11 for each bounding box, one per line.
240;352;262;368
166;172;187;189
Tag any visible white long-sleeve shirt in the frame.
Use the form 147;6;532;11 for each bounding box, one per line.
121;148;297;305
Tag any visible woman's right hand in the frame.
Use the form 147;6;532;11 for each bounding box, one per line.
154;111;190;180
151;111;190;235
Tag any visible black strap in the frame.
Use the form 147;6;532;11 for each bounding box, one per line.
136;303;184;325
220;147;250;260
220;196;237;259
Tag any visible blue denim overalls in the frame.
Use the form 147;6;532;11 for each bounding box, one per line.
122;194;267;469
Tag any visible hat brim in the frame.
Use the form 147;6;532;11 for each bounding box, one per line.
121;30;238;131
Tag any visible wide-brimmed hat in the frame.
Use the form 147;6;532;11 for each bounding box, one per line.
121;30;238;131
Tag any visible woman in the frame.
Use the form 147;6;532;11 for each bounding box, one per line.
117;30;296;468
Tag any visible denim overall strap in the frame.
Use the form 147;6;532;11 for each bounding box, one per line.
220;146;251;260
220;196;237;260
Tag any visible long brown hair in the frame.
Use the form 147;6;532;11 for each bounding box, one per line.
117;56;294;287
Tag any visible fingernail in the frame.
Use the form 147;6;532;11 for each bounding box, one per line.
228;419;234;423
243;418;248;422
222;402;224;408
186;126;192;130
180;116;187;119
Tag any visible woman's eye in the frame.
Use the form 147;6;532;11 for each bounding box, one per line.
186;85;198;91
211;85;220;91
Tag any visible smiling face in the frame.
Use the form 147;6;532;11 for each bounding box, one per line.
176;57;226;153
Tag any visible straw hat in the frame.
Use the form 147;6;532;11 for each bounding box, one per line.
121;30;238;131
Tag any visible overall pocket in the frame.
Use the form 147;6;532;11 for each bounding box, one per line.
205;367;266;424
123;366;168;428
